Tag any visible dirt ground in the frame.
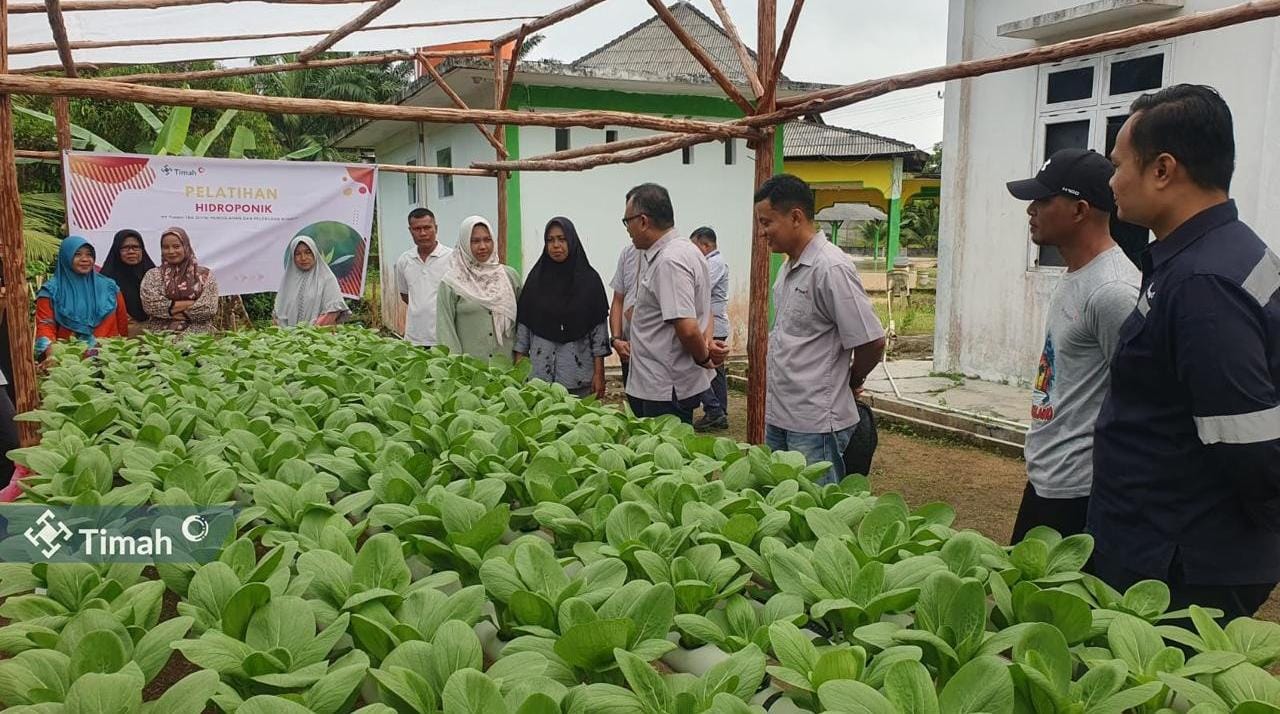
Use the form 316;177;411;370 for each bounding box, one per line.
689;389;1279;623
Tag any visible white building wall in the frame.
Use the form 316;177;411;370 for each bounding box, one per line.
374;126;419;331
517;120;756;353
422;123;500;251
937;0;1280;384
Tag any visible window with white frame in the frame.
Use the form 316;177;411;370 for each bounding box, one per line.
1032;42;1169;268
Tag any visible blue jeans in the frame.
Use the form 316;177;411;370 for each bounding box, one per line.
699;364;728;419
765;424;855;486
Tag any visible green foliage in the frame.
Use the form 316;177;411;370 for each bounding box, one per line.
1;328;1277;714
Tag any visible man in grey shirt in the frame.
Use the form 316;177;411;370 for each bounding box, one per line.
1006;148;1140;542
758;174;887;485
622;183;727;424
609;243;640;388
692;226;730;431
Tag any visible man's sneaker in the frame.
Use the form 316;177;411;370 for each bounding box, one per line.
694;414;729;432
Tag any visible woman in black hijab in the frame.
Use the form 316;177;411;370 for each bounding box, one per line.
514;217;611;399
99;229;155;336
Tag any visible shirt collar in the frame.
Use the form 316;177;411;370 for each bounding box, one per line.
792;231;828;267
706;249;721;260
414;243;448;263
644;229;680;261
1149;200;1238;269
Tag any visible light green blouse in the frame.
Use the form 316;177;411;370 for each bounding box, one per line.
436;266;522;361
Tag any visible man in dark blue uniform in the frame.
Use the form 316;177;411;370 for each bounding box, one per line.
1091;84;1279;617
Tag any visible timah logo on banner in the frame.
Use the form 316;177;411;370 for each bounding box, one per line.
1;505;236;564
160;164;203;177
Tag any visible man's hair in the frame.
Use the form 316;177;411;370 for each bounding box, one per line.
753;173;815;219
691;226;717;245
407;207;436;223
1128;84;1234;192
625;183;675;230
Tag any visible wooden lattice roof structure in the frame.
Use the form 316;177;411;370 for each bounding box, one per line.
3;0;1280;446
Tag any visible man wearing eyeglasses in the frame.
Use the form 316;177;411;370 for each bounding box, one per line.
621;183;728;424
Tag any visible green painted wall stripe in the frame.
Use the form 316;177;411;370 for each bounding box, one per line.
510;84;745;118
505;125;522;275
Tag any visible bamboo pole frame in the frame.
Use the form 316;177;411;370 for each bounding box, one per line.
7;17;541;56
15;148;59;159
297;0;400;62
708;0;762;98
645;0;754;116
493;44;508;264
491;0;611;46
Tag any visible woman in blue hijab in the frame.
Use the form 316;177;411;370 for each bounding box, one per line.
34;236;129;362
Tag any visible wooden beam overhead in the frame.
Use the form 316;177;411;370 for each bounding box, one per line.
297;0;400;63
14;148;60;159
109;52;416;84
496;30;523;112
42;0;78;77
7;16;541;56
761;0;804;110
378;162;493;177
8;0;370;12
0;72;761;137
645;0;754;116
474;129;717;173
708;0;763;98
420;58;507;159
491;0;611;46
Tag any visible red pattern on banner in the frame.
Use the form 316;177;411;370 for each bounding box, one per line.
338;239;367;297
67;155;157;230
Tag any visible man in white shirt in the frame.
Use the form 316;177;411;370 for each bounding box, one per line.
394;208;453;347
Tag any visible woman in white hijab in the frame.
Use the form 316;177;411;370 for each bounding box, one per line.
437;216;521;361
273;235;350;328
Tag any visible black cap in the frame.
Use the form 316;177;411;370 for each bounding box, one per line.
1007;148;1116;212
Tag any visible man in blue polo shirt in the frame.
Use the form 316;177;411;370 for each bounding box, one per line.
1091;84;1279;617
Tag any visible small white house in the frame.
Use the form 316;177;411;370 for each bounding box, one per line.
334;2;826;352
936;0;1280;384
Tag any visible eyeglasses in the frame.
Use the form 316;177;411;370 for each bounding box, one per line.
120;245;143;252
620;213;646;226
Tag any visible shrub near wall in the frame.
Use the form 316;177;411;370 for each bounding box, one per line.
0;328;1277;714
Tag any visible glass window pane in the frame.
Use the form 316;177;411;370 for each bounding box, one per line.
1046;66;1094;104
1109;53;1163;96
1043;119;1091;160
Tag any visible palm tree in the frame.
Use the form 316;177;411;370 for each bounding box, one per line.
901;200;940;252
251;54;412;161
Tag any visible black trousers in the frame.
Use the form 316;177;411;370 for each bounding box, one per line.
1090;548;1275;623
1010;482;1090;544
628;389;701;425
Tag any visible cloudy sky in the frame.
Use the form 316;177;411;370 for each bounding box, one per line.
533;0;950;150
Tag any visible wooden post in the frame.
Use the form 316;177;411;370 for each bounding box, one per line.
493;46;509;265
761;0;804;110
1;0;40;446
45;0;78;165
747;0;777;445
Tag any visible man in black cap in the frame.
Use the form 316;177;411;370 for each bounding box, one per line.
1006;148;1140;544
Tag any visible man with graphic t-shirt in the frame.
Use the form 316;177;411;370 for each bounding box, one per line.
1006;148;1140;543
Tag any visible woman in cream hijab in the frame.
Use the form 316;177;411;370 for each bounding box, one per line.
437;216;521;361
273;235;349;328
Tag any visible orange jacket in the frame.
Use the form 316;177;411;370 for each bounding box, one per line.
35;293;130;345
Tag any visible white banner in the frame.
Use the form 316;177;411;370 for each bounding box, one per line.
63;152;378;298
